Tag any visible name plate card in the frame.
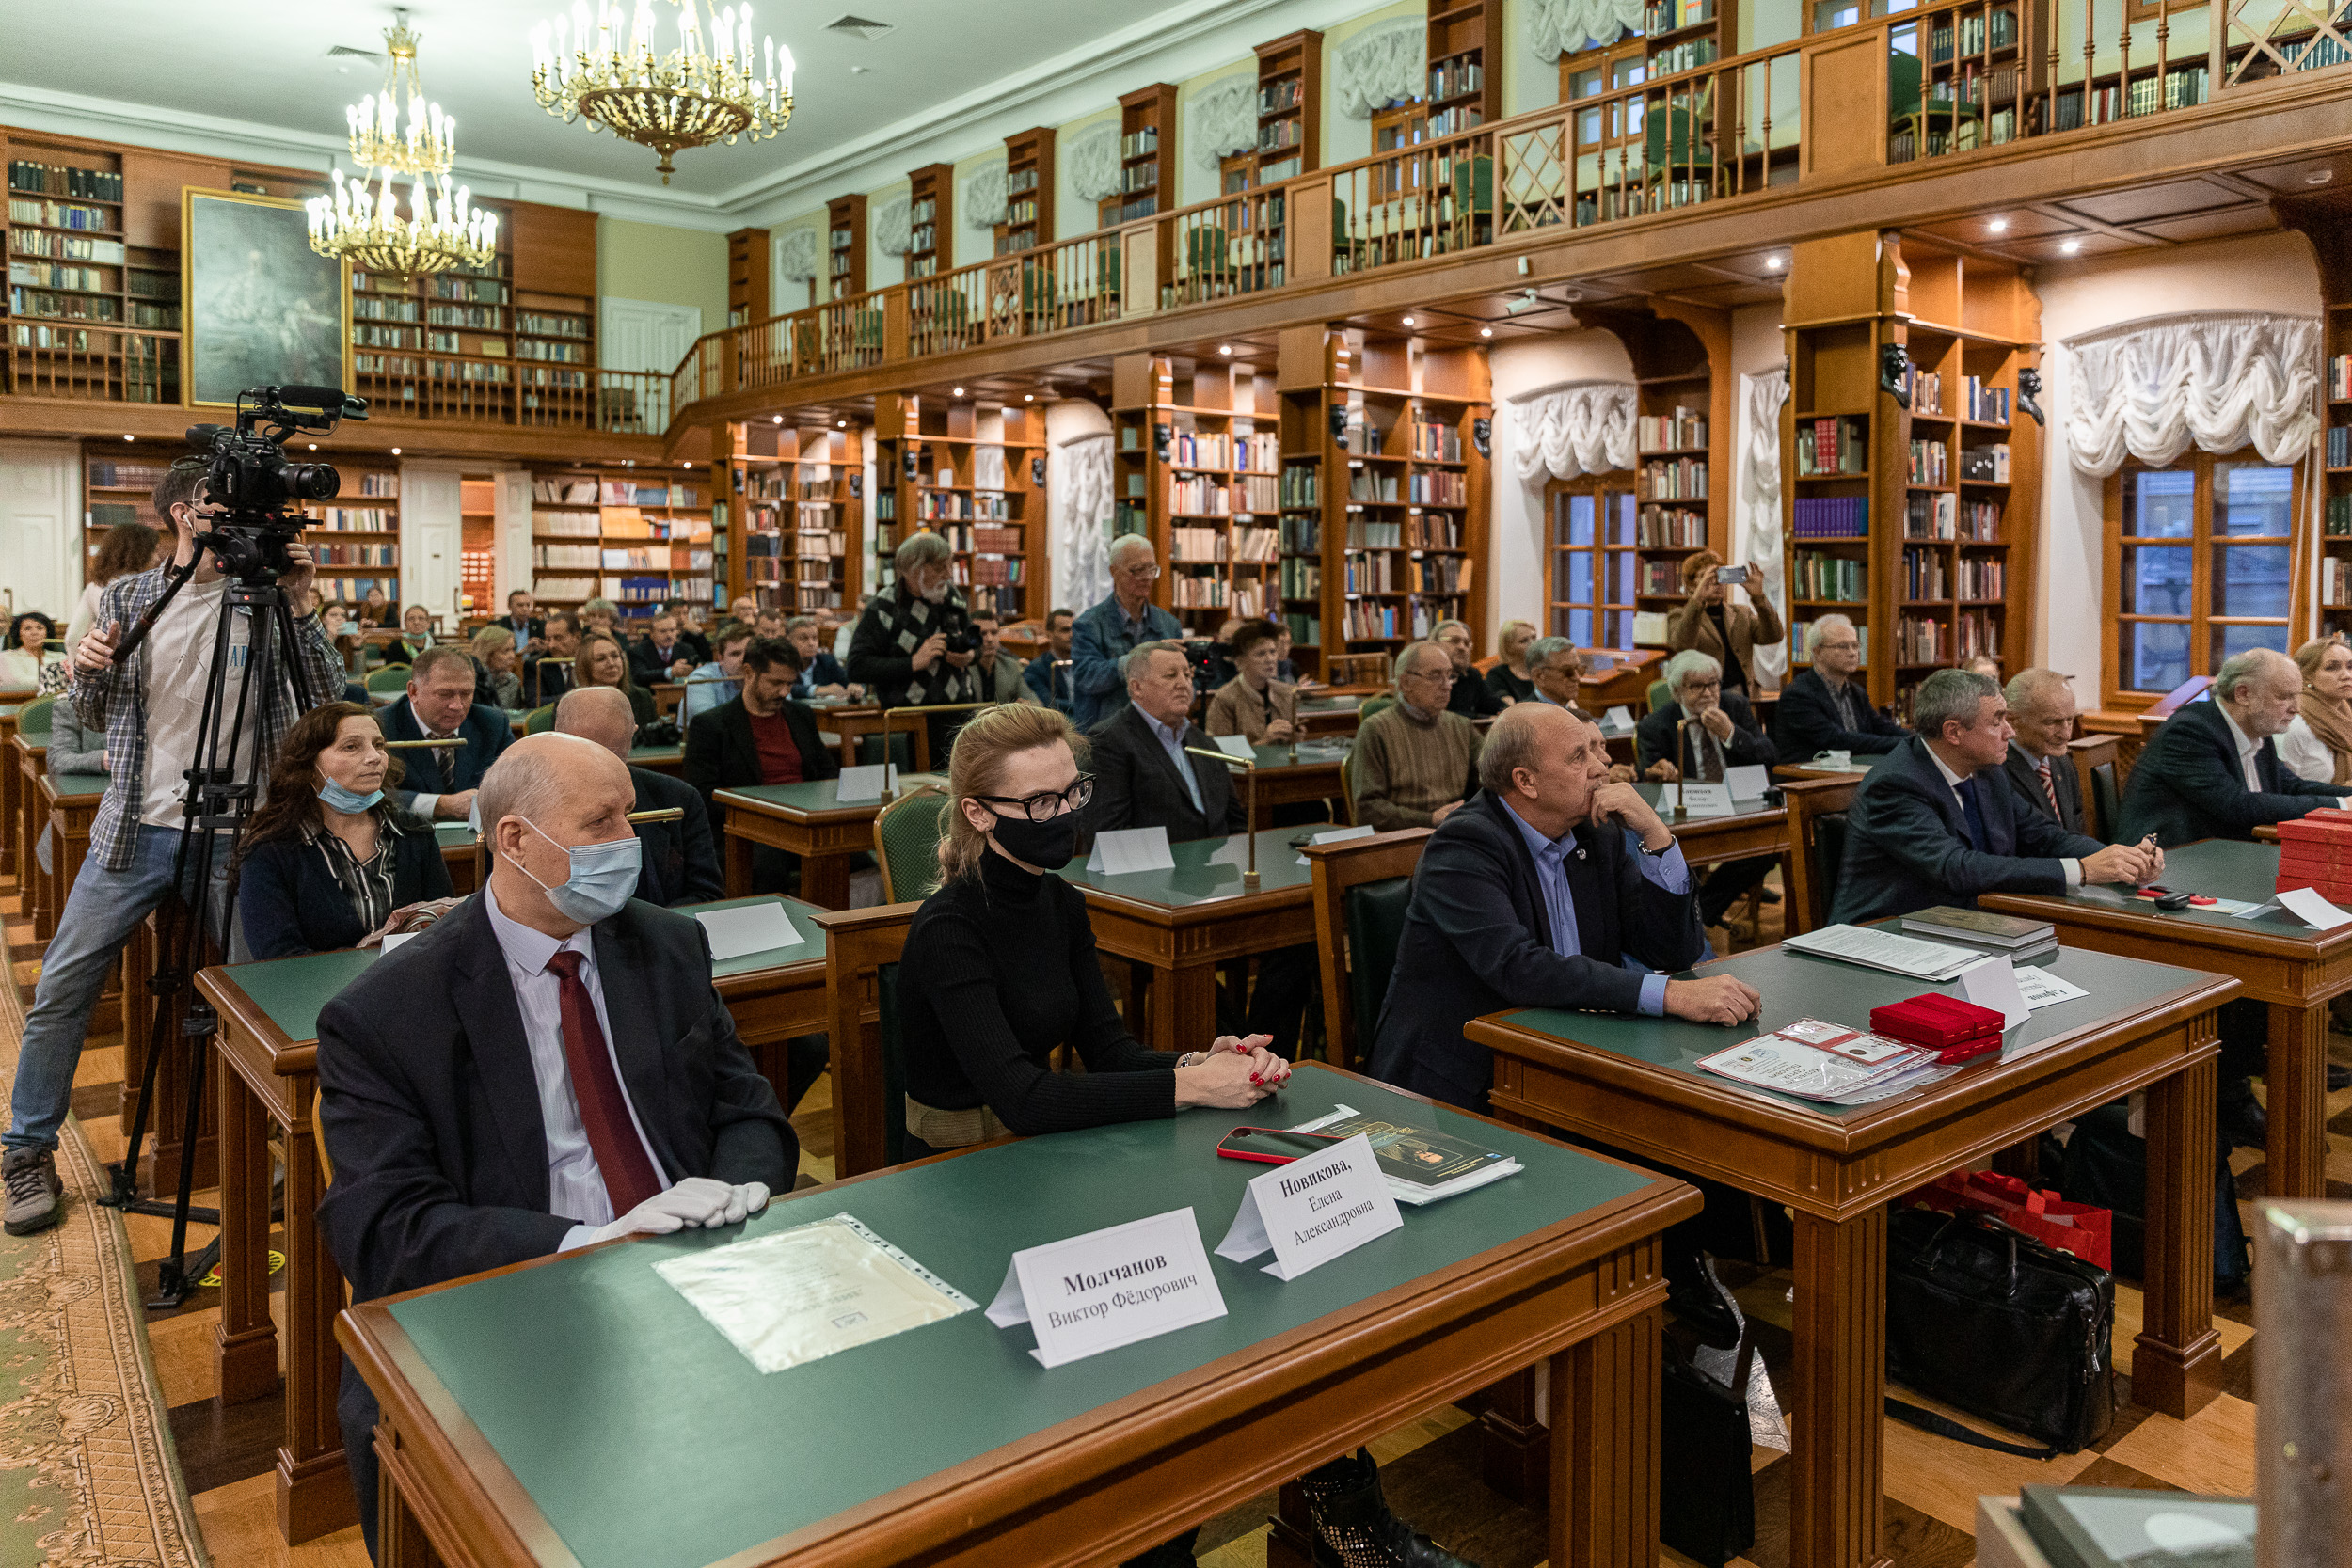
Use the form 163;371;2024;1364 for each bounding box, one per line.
834;764;898;802
1215;1133;1402;1280
1086;825;1176;874
1670;782;1736;816
985;1209;1227;1368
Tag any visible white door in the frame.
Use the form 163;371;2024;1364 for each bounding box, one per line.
400;464;464;627
600;298;702;373
495;469;533;606
0;438;82;625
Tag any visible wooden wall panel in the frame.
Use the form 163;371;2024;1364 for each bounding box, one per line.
118;150;230;249
1803;39;1887;181
510;203;598;298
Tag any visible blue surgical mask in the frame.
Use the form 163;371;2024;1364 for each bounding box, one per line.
317;777;383;814
519;818;641;924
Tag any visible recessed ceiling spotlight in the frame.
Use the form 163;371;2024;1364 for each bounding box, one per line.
771;414;784;423
2060;239;2081;254
1479;326;1493;337
391;446;401;454
309;443;318;450
1988;216;2010;232
682;460;691;467
837;420;847;427
952;386;964;396
2307;169;2336;185
1401;315;1416;326
1217;344;1232;356
1763;255;1783;271
121;433;134;441
1023;393;1034;402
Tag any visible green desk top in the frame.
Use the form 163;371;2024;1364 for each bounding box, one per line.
433;823;477;852
1057;827;1313;906
1500;940;2216;1122
628;744;683;765
682;895;829;978
0;704;19;721
716;778;922;817
1254;740;1349;769
45;770;108;800
2027;838;2322;943
387;1068;1653;1568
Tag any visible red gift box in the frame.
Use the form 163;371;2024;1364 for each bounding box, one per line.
1869;993;2007;1061
1900;1168;2114;1269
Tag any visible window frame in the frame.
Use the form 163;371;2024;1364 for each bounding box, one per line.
2100;446;2310;709
1543;476;1642;652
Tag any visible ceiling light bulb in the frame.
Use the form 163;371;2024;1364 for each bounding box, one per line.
1024;393;1034;402
837;420;847;427
1401;315;1415;326
1764;255;1783;271
122;433;134;441
2060;239;2081;254
1479;326;1493;337
952;386;964;396
771;414;783;423
391;447;402;454
1988;216;2009;232
1217;344;1232;356
309;443;318;451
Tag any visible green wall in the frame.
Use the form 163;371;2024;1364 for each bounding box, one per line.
596;217;728;336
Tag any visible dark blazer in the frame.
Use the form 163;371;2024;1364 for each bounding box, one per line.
235;815;453;959
1773;667;1909;763
789;649;850;697
2117;698;2348;847
1447;670;1508;719
682;694;840;817
1635;691;1775;777
376;698;513;813
520;652;576;707
631;636;697;688
1369;792;1708;1109
2002;741;2087;836
1087;703;1245;843
631;765;725;908
497;614;544;647
1830;736;2107;926
316;894;795;1307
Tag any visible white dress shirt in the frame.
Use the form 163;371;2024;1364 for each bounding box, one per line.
1926;744;2081;886
483;883;669;1248
2220;707;2268;794
2278;715;2338;784
408;710;462;818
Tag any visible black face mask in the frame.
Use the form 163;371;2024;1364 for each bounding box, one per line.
989;810;1078;871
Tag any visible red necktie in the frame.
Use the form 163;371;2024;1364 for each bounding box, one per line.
544;951;661;1216
2038;759;2062;820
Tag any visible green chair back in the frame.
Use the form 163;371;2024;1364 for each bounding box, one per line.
1644;103;1713;171
1450;155;1493;213
17;694;56;739
524;704;557;735
1889;52;1926;119
873;787;949;905
1648;678;1675;715
853;309;885;350
365;663;411;695
2090;763;2120;840
877;962;908;1168
1359;694;1398;724
855;733;918;771
1185;225;1229;274
1343;878;1413;1056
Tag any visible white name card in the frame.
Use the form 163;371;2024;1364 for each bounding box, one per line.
1671;782;1735;816
380;932;420;954
2277;886;2352;931
834;764;897;802
694;900;803;960
1296;823;1375;865
1725;763;1770;800
1215;1133;1401;1280
985;1208;1228;1368
1086;824;1175;874
1959;955;2030;1030
1601;705;1636;734
1214;734;1255;759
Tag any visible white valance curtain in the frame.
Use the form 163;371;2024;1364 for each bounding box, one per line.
1528;0;1646;60
1332;18;1427;119
1508;381;1638;483
1739;369;1791;683
1065;124;1121;203
2059;310;2324;476
1188;74;1259;169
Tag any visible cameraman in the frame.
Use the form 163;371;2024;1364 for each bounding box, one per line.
4;456;342;1236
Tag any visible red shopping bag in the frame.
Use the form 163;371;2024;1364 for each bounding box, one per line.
1900;1167;2113;1271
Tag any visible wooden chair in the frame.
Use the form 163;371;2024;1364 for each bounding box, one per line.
872;786;949;904
812;903;919;1178
364;664;411;696
2068;735;2120;835
1305;829;1432;1071
1780;775;1861;935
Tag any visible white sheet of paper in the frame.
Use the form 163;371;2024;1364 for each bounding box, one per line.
1601;705;1635;733
2201;896;2269;918
1959;956;2031;1030
985;1208;1227;1368
1297;824;1375;864
1215;1134;1402;1280
2011;965;2089;1010
2277;886;2352;930
380;932;419;954
695;900;803;961
1085;825;1175;875
1670;782;1736;817
833;763;897;802
1214;734;1255;758
1725;764;1770;800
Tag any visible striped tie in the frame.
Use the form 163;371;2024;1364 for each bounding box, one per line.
2038;758;2061;820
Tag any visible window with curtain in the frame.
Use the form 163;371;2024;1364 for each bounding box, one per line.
2104;449;2302;704
1547;481;1639;649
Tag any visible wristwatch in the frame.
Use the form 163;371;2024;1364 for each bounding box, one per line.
1637;835;1677;857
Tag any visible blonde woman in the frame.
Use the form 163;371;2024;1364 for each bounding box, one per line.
1484;618;1539;706
469;625;524;710
2282;634;2352;785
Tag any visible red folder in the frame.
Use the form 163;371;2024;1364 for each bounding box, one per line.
1869;993;2007;1062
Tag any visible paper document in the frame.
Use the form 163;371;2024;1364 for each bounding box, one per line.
1782;924;1983;981
1725;764;1770;800
1213;735;1254;758
2277;887;2352;930
380;932;420;954
834;764;896;802
1959;957;2031;1029
1297;824;1375;864
2011;965;2089;1009
656;1212;975;1374
1087;825;1175;875
695;900;803;961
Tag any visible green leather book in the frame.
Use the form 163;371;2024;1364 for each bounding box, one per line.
2018;1484;2254;1568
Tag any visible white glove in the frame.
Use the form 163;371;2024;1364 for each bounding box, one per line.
579;1177;739;1246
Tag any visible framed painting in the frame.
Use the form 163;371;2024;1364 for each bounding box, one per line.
182;187;350;408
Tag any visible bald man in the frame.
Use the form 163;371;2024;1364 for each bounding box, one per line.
316;733;795;1556
556;687;723;907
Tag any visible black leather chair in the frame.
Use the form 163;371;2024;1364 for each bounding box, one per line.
1305;830;1433;1070
2090;762;2120;841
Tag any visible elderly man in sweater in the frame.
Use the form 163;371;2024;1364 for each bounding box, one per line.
1351;641;1485;832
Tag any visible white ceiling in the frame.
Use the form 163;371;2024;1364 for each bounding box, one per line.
0;0;1216;224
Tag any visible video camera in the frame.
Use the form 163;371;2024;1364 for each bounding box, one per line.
182;384;368;581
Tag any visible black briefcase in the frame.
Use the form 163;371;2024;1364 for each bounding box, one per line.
1885;1208;2116;1454
1659;1330;1757;1566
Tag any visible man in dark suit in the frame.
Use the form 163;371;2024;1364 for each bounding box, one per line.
630;610;699;688
1774;613;1910;762
523;611;580;708
555;687;723;907
2000;668;2090;834
683;637;840;894
1637;649;1780;928
498;589;544;653
1088;641;1246;842
377;644;513;820
2119;648;2352;847
1831;670;2155;927
317;733;795;1556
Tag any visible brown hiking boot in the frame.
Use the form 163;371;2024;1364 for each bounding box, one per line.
3;1148;63;1236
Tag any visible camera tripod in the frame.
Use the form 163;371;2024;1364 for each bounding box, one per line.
98;535;316;1309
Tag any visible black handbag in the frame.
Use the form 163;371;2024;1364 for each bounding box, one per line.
2059;1101;2250;1291
1659;1268;1758;1568
1884;1207;2116;1455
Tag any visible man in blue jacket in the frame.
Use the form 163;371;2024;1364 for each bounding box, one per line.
1070;536;1181;731
377;645;513;820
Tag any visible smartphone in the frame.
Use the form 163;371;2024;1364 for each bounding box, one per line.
1216;1127;1345;1165
1715;565;1749;586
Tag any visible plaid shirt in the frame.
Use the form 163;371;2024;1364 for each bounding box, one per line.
73;563;342;873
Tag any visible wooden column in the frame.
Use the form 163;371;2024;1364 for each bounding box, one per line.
2132;1036;2224;1417
2265;999;2333;1200
1552;1306;1664;1568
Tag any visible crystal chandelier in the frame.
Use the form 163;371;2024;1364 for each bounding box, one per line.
347;11;455;178
306;167;499;280
530;0;795;184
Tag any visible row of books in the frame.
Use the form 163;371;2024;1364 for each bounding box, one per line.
1639;410;1707;451
8;162;121;200
1347;519;1403;547
8;198;111;230
961;556;1026;588
1640;458;1708;501
1280;515;1321;552
1958;377;2011;424
1795;416;1867;476
1958;557;2005;599
2327;424;2350;468
1649;37;1720;76
1900;546;1948;601
2322;556;2352;607
308;543;397;566
1960;444;2012;483
1930;7;2018;61
534;544;601;569
1638;504;1707;546
8;230;123;263
1907;439;1949;487
1639;559;1686;595
1279;464;1321;507
9;286;119;321
1406;420;1463;461
1642;0;1714;31
1428;55;1485;101
1343;601;1406;639
1408;514;1464;549
1792;551;1867;601
323;577;399;603
1413;556;1468;593
1794;496;1870;538
1238;474;1279;511
1284;612;1323;644
1279;559;1321;599
1347;470;1401;503
2331;355;2352;402
87;459;173;490
8;260;109;292
1901;495;2006;542
914;491;1011;521
1793;619;1867;666
428;304;503;330
1343;551;1398;593
1168;573;1254;611
533;508;600;538
355;296;423;323
1893;614;1949;664
1410;470;1468;505
516;340;588;363
310;506;397;532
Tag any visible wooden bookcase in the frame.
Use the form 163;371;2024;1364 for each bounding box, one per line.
5;132;175;402
528;466;713;630
727;227;771;327
1254;31;1323;184
737;421;862;613
1001;128;1055;255
1781;233;2040;721
1609;307;1733;647
870;394;1049;619
1109;85;1178;230
905;164;952;281
827;194;867;300
1556;0;1730;98
79;444;170;575
1110;354;1283;638
459;477;497;616
1427;0;1503;134
2324;300;2352;633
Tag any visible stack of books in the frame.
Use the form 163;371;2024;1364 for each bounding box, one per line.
1899;905;2057;964
2275;807;2352;901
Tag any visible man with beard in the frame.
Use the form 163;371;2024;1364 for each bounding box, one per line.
847;531;981;768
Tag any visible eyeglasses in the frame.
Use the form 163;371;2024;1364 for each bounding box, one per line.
1681;680;1722;694
1406;666;1457;685
1118;564;1162;581
974;774;1096;823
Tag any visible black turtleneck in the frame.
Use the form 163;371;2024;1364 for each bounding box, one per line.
898;847;1180;1134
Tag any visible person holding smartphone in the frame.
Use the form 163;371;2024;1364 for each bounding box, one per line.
1669;549;1783;700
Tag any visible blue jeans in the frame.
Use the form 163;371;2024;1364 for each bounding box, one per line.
7;823;229;1154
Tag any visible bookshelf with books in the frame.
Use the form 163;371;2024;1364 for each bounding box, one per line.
1253;31;1322;185
1553;0;1729;120
1111;354;1283;636
870;393;1049;620
2324;297;2352;635
1426;0;1503;135
6;134;178;403
79;445;169;577
1107;85;1179;230
736;421;862;613
304;463;403;609
1615;306;1732;648
827;193;867;301
904;163;953;282
999;127;1056;256
529;467;714;627
726;226;770;328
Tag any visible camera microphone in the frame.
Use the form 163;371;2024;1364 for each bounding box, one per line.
273;385;369;422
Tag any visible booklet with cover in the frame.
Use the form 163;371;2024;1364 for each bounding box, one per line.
1289;1106;1521;1204
1899;906;2055;947
1781;923;1987;982
1697;1018;1944;1106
